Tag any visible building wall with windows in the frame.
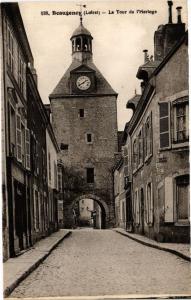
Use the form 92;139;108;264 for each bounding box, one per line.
153;37;189;242
1;3;60;260
1;3;35;259
113;158;126;229
46;125;59;233
127;32;189;242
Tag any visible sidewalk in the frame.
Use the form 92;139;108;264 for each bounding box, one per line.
3;229;71;298
114;228;190;262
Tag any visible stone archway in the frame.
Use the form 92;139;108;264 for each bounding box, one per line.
72;194;109;229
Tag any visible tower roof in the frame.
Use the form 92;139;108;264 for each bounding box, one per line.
71;23;92;39
49;60;117;98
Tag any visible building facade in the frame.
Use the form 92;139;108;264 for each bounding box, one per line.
1;3;60;260
114;2;189;243
49;19;118;228
46;125;60;233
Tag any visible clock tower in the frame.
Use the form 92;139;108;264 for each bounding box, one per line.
49;19;118;228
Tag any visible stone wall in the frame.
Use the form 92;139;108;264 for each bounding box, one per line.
50;95;118;228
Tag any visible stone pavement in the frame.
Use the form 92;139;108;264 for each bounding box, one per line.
114;228;190;262
9;229;191;298
3;229;71;298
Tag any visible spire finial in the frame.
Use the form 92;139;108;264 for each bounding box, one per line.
77;4;86;25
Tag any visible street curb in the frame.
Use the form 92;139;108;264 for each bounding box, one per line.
4;231;72;298
114;229;190;262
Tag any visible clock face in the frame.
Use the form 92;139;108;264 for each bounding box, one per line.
76;76;91;90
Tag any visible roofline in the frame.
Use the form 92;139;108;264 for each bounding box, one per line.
70;34;93;40
128;84;155;135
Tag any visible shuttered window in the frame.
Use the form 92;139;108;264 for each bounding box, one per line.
16;114;22;162
159;102;171;149
25;128;30;170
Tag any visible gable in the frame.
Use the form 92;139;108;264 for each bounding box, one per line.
49;60;117;98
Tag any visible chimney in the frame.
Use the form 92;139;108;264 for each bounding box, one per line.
143;49;149;63
176;6;182;23
167;1;173;23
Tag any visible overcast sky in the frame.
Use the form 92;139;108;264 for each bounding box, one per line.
19;0;187;130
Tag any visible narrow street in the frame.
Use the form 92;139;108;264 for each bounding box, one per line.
10;229;190;298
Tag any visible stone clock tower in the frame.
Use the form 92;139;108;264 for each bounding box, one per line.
49;19;118;228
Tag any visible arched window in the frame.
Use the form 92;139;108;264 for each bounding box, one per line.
82;37;88;51
76;37;81;51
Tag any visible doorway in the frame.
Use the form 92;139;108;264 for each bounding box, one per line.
140;188;144;235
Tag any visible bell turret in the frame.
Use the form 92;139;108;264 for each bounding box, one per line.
70;17;93;63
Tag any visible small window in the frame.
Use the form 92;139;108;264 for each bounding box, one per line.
87;134;92;143
60;143;69;150
86;168;94;183
79;109;84;118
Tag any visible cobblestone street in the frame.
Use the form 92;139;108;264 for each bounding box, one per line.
10;230;190;298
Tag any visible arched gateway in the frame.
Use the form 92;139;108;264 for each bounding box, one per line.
63;193;114;229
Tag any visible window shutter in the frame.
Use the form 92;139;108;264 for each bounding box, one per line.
16;114;22;162
149;183;154;224
149;112;153;156
36;141;39;175
134;190;140;225
159;102;171;149
133;192;136;222
186;104;189;138
137;190;140;224
145;185;149;224
164;177;174;222
143;124;147;160
25;128;30;170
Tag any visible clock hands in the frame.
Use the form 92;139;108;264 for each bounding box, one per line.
78;79;89;87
